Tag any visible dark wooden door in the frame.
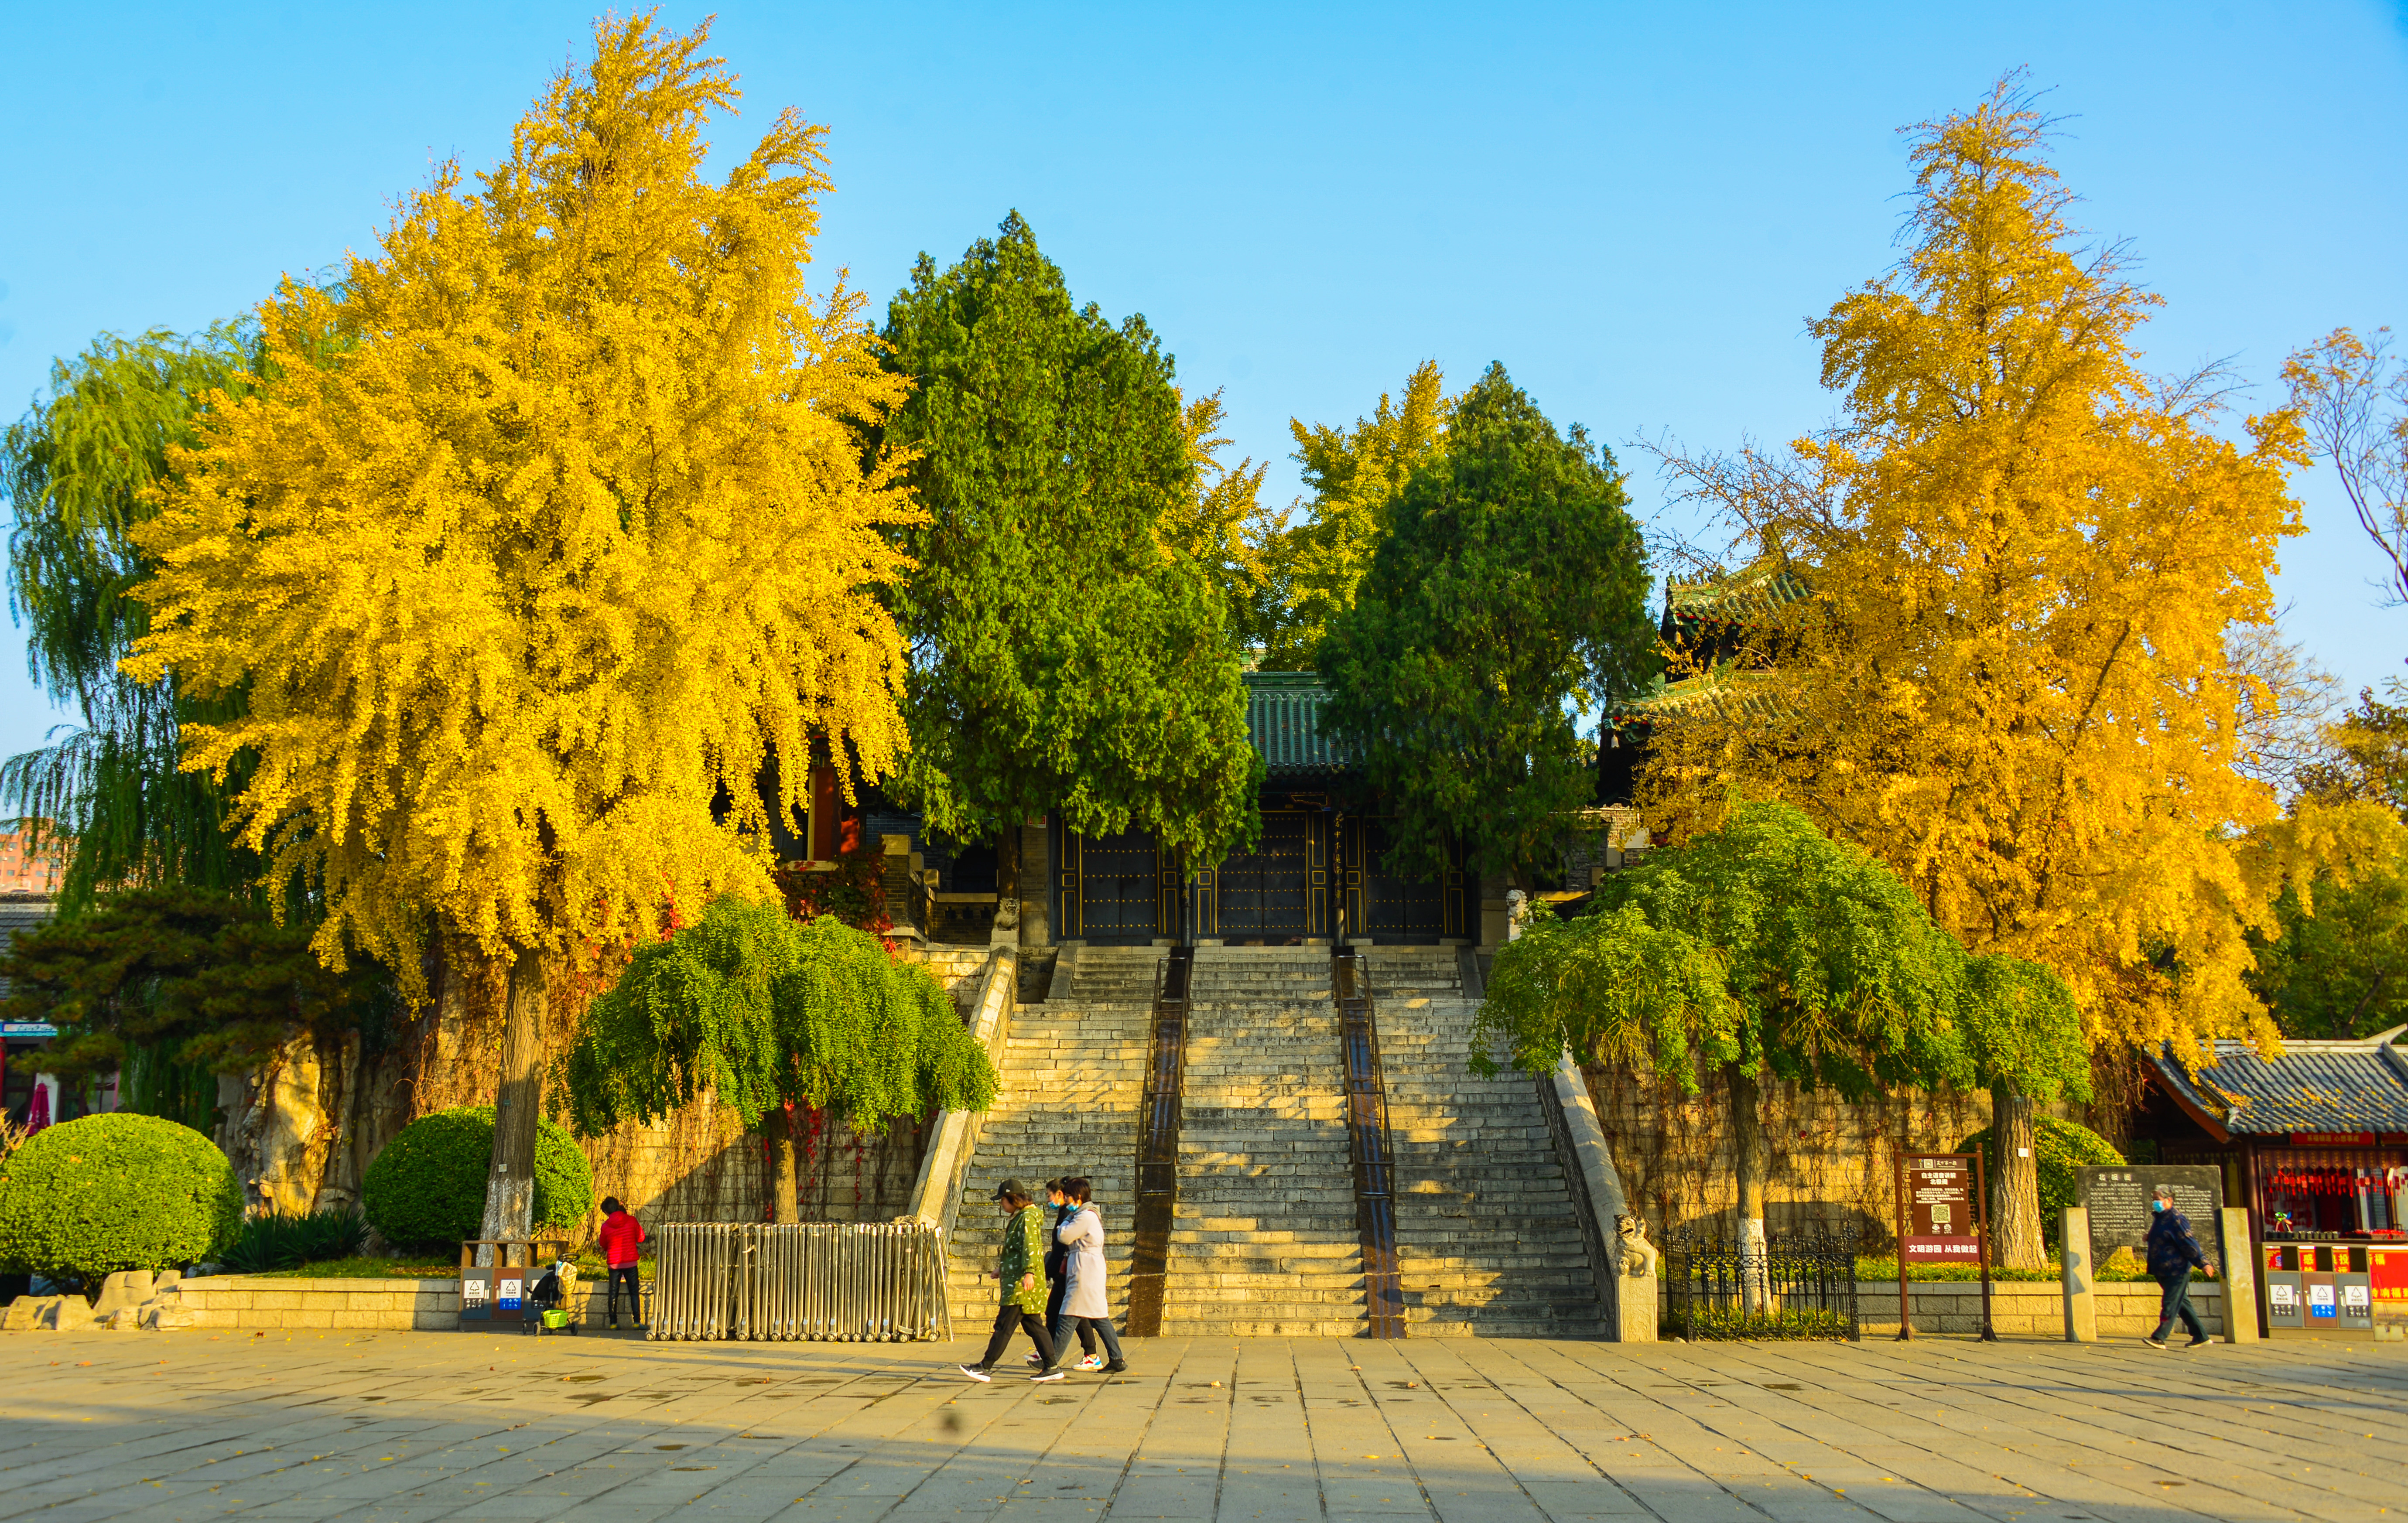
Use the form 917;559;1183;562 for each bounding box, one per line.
1077;829;1159;944
1216;810;1310;939
1363;818;1447;941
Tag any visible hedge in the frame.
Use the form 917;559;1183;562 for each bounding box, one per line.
0;1113;242;1290
361;1106;595;1253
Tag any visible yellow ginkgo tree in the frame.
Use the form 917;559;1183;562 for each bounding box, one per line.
127;15;915;1243
1643;75;2313;1267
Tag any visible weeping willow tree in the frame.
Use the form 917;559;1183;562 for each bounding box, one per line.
1474;801;2088;1273
560;897;997;1222
2;324;264;910
4;321;362;1117
0;325;277;1123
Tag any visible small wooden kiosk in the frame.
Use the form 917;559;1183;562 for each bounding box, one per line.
2133;1027;2408;1339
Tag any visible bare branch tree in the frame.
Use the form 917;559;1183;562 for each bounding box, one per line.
2285;327;2408;608
2225;619;2341;800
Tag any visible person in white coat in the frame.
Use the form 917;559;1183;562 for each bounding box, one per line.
1055;1177;1127;1373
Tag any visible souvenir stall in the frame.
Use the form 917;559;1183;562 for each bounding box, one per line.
2136;1027;2408;1339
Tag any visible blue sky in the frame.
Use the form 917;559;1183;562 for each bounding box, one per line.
2;2;2404;766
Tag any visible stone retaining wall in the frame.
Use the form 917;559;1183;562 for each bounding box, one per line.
175;1276;462;1332
1850;1280;2225;1339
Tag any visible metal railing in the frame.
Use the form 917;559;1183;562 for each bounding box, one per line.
650;1221;951;1342
1123;948;1191;1336
1662;1226;1863;1341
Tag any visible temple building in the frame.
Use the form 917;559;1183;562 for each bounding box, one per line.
1598;556;1805;806
784;671;1485;950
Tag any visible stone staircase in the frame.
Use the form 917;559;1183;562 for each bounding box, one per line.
1372;949;1611;1337
1064;945;1166;1004
1165;949;1365;1336
941;940;1609;1340
944;996;1148;1335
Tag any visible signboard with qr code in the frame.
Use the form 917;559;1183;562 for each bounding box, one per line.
1902;1154;1983;1263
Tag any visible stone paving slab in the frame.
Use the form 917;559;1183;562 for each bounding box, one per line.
0;1329;2401;1523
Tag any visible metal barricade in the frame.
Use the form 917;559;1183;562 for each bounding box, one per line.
650;1221;951;1342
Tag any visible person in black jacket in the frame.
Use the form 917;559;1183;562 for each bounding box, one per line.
2142;1185;2218;1349
1032;1178;1075;1366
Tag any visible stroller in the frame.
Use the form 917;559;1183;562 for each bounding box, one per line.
523;1258;582;1336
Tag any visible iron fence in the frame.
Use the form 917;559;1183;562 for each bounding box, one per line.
650;1221;951;1342
1662;1226;1863;1341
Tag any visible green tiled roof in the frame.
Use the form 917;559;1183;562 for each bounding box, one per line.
1665;557;1813;628
1245;672;1351;774
1614;666;1785;726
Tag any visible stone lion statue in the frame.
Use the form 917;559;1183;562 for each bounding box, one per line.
1614;1214;1659;1280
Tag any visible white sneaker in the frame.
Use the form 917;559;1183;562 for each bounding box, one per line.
958;1365;992;1382
1076;1355;1105;1371
1023;1352;1044;1366
1029;1369;1066;1383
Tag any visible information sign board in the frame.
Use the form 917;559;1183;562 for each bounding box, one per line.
1893;1151;1995;1340
2075;1164;2223;1268
1902;1154;1982;1263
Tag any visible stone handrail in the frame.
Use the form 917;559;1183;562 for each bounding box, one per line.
1501;891;1656;1342
1539;1050;1657;1342
905;946;1018;1252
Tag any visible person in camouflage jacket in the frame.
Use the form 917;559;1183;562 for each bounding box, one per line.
958;1179;1063;1381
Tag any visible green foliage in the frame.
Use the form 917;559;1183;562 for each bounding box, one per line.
1853;1256;2064;1284
1319;363;1654;884
0;886;375;1088
1477;802;1972;1095
2249;863;2408;1039
561;898;998;1141
1;324;265;912
1476;803;2090;1106
879;212;1261;865
1262;361;1452;670
1956;954;2095;1103
219;1207;369;1274
0;1113;241;1288
249;1254;460;1280
1666;1306;1854;1341
360;1107;593;1253
2298;687;2408;819
1955;1117;2124;1247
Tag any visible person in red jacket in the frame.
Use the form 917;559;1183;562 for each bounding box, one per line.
596;1197;646;1330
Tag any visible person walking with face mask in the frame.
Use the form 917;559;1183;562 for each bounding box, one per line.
1055;1177;1127;1373
2142;1184;2217;1349
959;1180;1063;1382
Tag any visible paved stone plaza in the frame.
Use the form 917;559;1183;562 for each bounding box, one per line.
0;1330;2401;1523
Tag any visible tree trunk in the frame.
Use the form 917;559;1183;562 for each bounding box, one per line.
771;1105;799;1224
477;949;546;1257
1988;1079;2048;1270
1728;1062;1770;1312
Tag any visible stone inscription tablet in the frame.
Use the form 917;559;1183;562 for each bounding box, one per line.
2077;1164;2223;1266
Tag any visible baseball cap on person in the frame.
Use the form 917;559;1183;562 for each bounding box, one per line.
994;1178;1032;1202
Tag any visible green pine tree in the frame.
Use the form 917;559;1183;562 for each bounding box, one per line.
879;213;1262;917
1318;363;1654;886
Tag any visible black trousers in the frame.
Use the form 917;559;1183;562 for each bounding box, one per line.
978;1301;1058;1370
606;1266;643;1325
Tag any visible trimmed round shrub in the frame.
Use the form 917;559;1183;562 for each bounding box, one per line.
361;1106;595;1253
1956;1115;2124;1246
0;1113;242;1289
